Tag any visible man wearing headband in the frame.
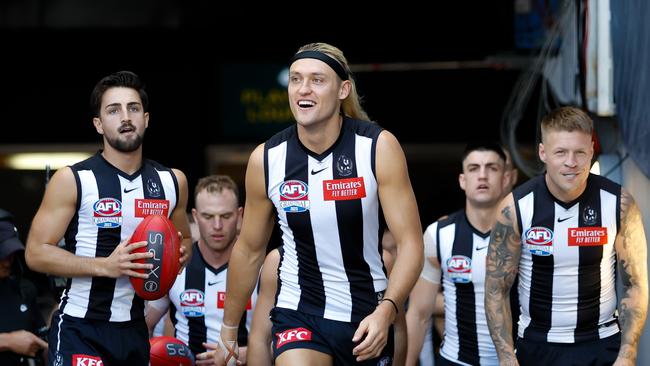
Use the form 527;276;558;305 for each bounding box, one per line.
205;42;424;365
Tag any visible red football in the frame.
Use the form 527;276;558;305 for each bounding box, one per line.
129;214;180;300
150;336;195;366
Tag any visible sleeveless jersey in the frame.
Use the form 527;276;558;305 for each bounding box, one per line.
430;210;498;365
514;174;620;343
264;117;387;322
166;243;257;356
60;152;178;322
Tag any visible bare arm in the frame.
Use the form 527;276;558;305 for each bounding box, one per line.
405;277;439;366
613;189;648;365
203;144;276;365
223;145;275;326
247;249;280;366
353;131;424;361
393;306;408;366
25;167;151;278
170;168;193;269
382;247;407;366
484;194;521;365
0;330;48;357
145;297;170;337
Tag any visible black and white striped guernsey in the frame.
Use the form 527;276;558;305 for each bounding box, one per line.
431;210;498;365
59;152;179;322
264;117;387;322
165;244;256;356
513;173;620;343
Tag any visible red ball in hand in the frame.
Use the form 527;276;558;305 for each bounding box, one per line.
129;214;180;300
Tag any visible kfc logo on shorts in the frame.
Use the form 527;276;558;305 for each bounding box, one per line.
72;354;103;366
275;327;312;348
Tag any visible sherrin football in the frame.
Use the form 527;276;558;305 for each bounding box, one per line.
150;336;195;366
129;214;180;300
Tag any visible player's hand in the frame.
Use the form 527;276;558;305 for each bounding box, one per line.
198;324;240;366
613;357;635;366
101;239;153;278
351;300;395;361
5;330;48;357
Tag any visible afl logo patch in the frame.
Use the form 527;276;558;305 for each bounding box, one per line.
92;198;123;228
279;180;310;213
180;289;205;317
446;255;472;283
523;226;554;256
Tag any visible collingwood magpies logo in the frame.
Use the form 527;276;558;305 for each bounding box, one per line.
336;154;353;176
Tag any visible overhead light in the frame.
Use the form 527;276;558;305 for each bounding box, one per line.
6;152;93;170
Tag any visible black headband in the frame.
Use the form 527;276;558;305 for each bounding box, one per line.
290;51;349;81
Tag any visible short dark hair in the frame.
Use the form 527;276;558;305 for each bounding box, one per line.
461;141;507;164
90;71;148;118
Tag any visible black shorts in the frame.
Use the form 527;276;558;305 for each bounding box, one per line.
48;310;150;366
515;332;621;366
270;307;394;366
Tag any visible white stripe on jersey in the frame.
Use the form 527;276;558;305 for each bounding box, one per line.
165;265;257;348
548;201;580;342
64;169;98;318
268;121;385;322
599;190;618;338
307;153;352;320
435;218;498;365
62;160;178;321
356;134;383;293
517;185;619;342
267;142;300;312
517;191;535;336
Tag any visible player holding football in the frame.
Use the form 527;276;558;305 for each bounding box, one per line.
26;71;192;366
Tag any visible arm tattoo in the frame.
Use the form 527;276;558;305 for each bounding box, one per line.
616;192;648;362
485;205;520;364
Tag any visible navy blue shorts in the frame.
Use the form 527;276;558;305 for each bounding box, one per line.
270;307;394;366
48;310;149;366
516;332;621;366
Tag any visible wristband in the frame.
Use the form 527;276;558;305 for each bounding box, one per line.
381;298;399;314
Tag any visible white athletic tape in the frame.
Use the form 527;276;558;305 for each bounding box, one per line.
217;338;238;366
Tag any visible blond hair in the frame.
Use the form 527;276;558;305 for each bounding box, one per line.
541;106;593;141
296;43;370;121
